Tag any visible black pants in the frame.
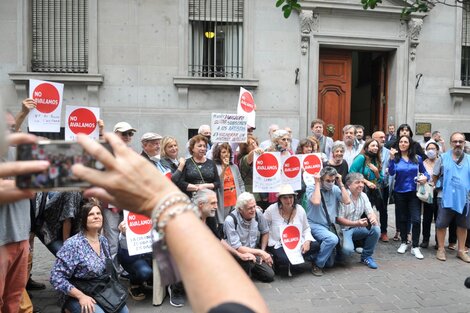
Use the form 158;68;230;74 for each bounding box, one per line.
422;191;438;243
236;256;275;282
395;191;421;247
267;241;320;275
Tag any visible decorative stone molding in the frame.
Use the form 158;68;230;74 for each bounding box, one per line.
408;18;423;61
301;37;309;56
300;10;314;35
312;13;319;32
399;20;407;39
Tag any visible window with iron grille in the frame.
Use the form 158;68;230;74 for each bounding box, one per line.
32;0;88;73
462;1;470;86
189;0;244;78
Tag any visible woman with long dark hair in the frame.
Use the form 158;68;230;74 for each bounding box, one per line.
350;139;386;239
389;135;429;259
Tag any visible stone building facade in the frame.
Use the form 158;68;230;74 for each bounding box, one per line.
0;0;468;149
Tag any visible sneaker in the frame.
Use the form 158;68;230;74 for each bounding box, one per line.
311;264;324;277
448;243;457;250
436;249;446;261
361;256;378;269
397;243;408;254
128;285;146;301
393;232;400;241
380;233;389;242
168;285;185;307
457;252;470;263
411;247;424;259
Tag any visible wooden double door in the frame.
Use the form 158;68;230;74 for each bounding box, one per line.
317;49;387;141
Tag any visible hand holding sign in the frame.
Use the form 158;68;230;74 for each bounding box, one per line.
65;106;100;141
28;79;64;132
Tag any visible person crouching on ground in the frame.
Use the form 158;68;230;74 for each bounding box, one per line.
264;184;319;276
336;173;380;269
223;192;275;282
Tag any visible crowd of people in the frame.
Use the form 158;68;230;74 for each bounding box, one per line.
1;98;470;313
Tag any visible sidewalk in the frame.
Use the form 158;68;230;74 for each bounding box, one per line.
29;204;470;313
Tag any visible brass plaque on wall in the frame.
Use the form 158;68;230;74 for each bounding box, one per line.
415;123;431;135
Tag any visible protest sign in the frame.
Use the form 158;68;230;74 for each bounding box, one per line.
124;210;153;256
237;87;256;128
211;113;247;143
65;106;100;141
253;152;281;192
280;225;304;265
302;153;323;186
281;155;301;190
28;79;64;132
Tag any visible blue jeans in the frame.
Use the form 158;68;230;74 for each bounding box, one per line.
394;191;421;247
310;224;338;268
342;226;380;259
64;297;129;313
117;248;152;285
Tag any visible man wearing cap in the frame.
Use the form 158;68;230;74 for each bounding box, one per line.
105;121;137;261
113;122;136;147
140;132;170;175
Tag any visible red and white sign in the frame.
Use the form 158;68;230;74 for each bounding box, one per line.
124;210;153;256
280;225;304;265
28;79;64;132
281;155;301;190
302;153;323;187
253;152;281;192
237;87;256;128
65;106;100;141
302;154;323;175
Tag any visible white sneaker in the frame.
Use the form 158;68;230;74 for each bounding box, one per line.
397;243;408;254
411;247;424;259
355;247;364;254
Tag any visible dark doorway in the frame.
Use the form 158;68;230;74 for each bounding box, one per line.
350;51;388;137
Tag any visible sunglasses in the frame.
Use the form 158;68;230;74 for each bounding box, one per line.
121;131;134;137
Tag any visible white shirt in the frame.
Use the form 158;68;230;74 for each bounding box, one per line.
264;203;315;249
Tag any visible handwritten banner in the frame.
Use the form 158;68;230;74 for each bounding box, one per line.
211;113;247;143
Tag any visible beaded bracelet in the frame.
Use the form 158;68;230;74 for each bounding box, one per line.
151;192;190;225
151;193;200;247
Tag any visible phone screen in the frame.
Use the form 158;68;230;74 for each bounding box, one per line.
16;141;107;191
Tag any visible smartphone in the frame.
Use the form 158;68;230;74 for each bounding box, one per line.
16;140;109;191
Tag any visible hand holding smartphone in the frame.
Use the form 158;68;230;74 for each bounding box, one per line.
16;140;110;191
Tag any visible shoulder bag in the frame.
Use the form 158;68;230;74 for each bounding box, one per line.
70;244;127;313
320;191;343;249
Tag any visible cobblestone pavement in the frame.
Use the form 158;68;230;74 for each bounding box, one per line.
29;205;470;313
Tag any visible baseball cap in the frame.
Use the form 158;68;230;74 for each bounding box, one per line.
113;122;136;133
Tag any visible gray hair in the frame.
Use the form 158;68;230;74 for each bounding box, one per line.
320;166;337;179
342;124;356;134
345;172;364;187
192;189;217;206
235;192;256;211
331;141;345;153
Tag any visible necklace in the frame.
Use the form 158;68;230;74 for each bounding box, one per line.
85;235;99;244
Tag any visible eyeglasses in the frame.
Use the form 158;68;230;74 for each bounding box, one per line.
121;131;134;137
452;140;465;144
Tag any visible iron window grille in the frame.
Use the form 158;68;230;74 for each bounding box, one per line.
32;0;88;73
462;1;470;86
189;0;244;78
